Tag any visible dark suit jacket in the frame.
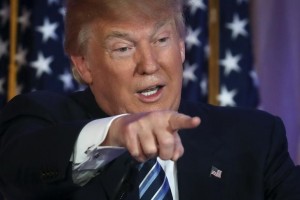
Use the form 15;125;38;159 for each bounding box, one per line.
0;89;299;200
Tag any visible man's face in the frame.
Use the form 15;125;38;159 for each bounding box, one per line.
72;15;185;115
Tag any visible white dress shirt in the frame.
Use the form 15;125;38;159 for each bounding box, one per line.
71;116;179;200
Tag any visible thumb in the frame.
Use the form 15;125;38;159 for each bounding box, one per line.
169;112;201;131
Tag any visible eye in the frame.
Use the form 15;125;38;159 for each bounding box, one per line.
158;37;169;43
111;44;135;58
114;46;131;53
154;36;170;47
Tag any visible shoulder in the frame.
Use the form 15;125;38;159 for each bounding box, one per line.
180;101;282;131
180;102;300;198
3;90;77;111
179;101;286;152
0;90;89;123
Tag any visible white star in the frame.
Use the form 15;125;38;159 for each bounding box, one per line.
183;62;198;86
48;0;60;5
220;50;242;76
15;46;28;67
185;27;201;50
18;7;31;32
0;37;8;59
204;44;210;58
36;18;59;42
237;0;248;4
59;7;66;17
218;86;237;107
226;14;248;39
0;77;5;94
59;70;75;91
0;3;9;25
200;75;208;96
30;52;53;78
250;70;259;87
186;0;206;15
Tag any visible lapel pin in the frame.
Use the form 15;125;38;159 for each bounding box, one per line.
210;166;222;178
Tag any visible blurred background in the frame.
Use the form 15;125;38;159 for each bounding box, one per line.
0;0;299;166
251;0;300;164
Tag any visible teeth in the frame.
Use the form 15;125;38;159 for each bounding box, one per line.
141;87;159;96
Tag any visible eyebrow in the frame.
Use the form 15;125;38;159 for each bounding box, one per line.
152;19;171;36
105;31;132;42
104;19;172;42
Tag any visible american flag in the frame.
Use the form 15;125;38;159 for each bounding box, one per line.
0;0;259;109
182;0;259;107
210;166;222;178
0;0;82;108
0;0;10;107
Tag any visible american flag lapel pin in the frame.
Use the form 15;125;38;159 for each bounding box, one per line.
210;166;222;178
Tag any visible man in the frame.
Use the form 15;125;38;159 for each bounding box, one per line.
0;0;299;199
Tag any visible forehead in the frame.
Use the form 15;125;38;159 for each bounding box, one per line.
88;0;176;28
82;1;181;46
104;18;174;35
101;0;174;20
90;14;177;42
104;5;172;26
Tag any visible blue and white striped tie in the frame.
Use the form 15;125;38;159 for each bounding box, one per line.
138;158;173;200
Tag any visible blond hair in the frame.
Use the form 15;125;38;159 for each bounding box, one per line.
64;0;185;56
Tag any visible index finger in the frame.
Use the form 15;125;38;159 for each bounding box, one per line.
168;112;201;131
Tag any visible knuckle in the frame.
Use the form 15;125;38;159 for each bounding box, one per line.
122;124;139;141
123;122;136;134
144;146;157;157
159;151;172;160
158;138;175;160
133;155;145;163
129;148;141;159
172;141;184;161
176;145;184;156
160;137;175;147
122;130;136;148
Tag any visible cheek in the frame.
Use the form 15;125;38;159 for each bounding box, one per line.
173;70;183;93
166;49;184;78
170;51;183;91
92;64;133;95
88;49;135;89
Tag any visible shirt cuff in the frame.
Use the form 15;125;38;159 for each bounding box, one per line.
73;114;127;164
71;114;128;186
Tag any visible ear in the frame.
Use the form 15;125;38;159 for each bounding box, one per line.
70;55;93;84
179;40;185;63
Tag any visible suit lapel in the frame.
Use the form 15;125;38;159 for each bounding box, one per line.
177;102;225;200
98;152;139;200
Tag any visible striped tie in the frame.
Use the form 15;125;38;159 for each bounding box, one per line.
138;158;173;200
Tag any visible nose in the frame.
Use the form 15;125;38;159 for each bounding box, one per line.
135;44;159;75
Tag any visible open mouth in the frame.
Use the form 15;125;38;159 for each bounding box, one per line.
137;85;164;97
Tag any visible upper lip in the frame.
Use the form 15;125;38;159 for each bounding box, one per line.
135;75;166;93
136;84;165;93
